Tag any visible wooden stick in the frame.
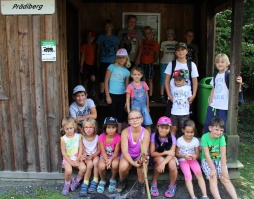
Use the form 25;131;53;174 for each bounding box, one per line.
139;139;151;199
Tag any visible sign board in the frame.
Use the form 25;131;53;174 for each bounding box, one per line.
1;0;55;15
41;40;56;62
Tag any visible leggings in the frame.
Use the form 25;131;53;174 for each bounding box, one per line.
179;159;202;180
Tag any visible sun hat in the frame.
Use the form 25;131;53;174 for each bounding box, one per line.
166;29;175;35
173;69;187;79
73;85;86;94
157;116;172;126
104;117;118;126
116;48;128;57
175;42;188;51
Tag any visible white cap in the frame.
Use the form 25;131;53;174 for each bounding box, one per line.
73;85;86;94
116;48;128;57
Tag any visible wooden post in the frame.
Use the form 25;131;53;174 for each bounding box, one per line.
226;0;244;164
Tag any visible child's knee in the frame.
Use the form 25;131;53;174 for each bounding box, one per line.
195;171;203;179
65;168;72;176
220;177;230;184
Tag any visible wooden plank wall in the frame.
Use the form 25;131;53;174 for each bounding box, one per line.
0;0;68;172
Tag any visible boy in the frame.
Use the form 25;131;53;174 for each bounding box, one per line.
139;26;159;102
204;53;242;133
164;42;199;117
170;69;192;136
118;15;143;69
80;31;97;98
159;29;178;103
97;19;119;104
69;85;97;133
184;29;199;65
201;117;238;199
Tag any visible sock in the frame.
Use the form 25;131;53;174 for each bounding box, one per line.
76;175;82;182
83;179;89;185
93;177;99;183
170;184;176;186
65;180;71;185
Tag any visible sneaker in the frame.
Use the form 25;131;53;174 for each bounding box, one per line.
164;184;177;198
149;96;155;103
137;182;146;197
70;178;79;192
61;184;70;196
79;183;88;197
115;179;127;193
201;197;210;199
88;180;98;193
159;96;167;104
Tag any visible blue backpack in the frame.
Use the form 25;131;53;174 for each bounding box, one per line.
213;70;244;106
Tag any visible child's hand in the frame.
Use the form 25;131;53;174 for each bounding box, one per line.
188;95;195;104
191;154;198;160
210;169;217;178
80;154;87;161
164;150;175;156
87;153;94;160
133;161;141;168
184;155;193;161
221;169;230;179
106;158;112;169
156;162;165;173
106;96;112;104
236;76;242;84
168;95;173;102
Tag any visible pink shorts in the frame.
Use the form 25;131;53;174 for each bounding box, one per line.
179;159;202;180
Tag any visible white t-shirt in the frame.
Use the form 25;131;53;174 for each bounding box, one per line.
82;135;98;156
69;99;96;118
171;85;192;115
177;136;199;161
164;60;199;93
210;72;229;110
160;40;178;64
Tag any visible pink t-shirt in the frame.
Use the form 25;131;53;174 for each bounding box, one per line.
98;133;121;157
126;81;149;98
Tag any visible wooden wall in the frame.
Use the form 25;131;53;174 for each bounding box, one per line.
0;0;68;172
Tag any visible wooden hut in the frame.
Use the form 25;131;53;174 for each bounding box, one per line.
0;0;243;178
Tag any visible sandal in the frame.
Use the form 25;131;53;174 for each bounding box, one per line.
88;180;98;193
150;182;159;197
79;183;88;197
108;178;116;192
97;180;106;193
165;184;177;198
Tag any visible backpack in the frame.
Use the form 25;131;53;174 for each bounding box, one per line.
213;70;244;106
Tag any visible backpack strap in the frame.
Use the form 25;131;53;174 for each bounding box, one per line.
213;72;218;88
225;70;230;89
171;60;176;78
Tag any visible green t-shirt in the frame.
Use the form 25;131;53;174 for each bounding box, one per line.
201;133;226;161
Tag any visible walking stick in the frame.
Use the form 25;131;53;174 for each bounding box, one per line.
139;139;151;199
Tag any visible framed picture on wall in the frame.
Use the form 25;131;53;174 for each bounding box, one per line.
122;12;161;44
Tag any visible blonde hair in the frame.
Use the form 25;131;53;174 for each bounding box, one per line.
113;56;131;68
128;109;142;119
82;117;98;135
60;117;77;134
215;53;230;65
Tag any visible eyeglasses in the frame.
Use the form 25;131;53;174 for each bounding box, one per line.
65;127;74;131
128;117;142;121
84;126;94;129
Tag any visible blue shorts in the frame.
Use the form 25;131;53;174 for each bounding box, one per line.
160;63;167;86
204;106;228;133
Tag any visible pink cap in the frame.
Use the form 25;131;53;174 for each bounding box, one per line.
116;48;128;57
157;116;172;126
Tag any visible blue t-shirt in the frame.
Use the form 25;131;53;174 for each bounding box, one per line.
108;64;130;94
96;34;119;63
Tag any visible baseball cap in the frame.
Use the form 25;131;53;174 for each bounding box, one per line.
87;30;96;37
157;116;172;126
116;48;128;57
73;85;86;94
104;117;118;126
175;42;187;51
173;69;187;79
166;29;175;35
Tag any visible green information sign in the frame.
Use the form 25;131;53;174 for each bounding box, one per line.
41;40;56;61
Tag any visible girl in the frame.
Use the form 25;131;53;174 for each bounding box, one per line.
104;48;131;133
126;66;153;133
60;117;86;196
97;117;121;193
79;118;100;197
116;109;150;197
176;120;209;199
150;116;178;198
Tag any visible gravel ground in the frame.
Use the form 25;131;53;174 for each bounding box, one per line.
0;178;236;199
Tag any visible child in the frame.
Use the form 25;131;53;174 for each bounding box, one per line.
116;109;150;196
97;19;119;104
60;117;86;196
185;29;199;66
139;26;159;101
170;69;192;136
164;42;199;117
159;29;178;103
150;116;178;198
176;120;209;199
118;15;143;68
69;85;97;133
80;31;97;97
79;118;100;197
97;117;121;193
104;48;131;133
204;53;242;133
201;117;238;199
126;66;153;133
